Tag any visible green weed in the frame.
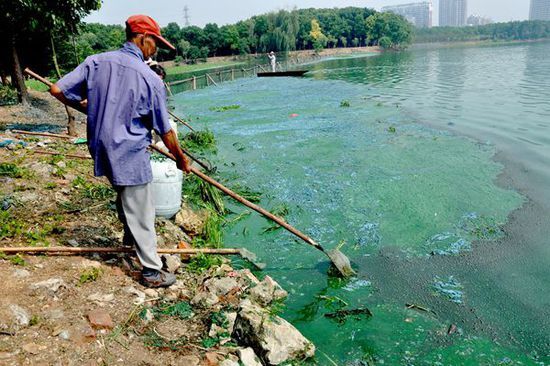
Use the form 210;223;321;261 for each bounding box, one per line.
143;331;187;350
340;100;351;107
0;163;28;178
262;204;290;233
209;105;240;112
156;301;194;320
72;176;114;200
186;253;223;274
181;129;216;151
79;267;103;285
388;126;397;133
9;254;26;266
0;211;24;239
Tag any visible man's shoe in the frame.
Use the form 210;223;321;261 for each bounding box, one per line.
141;269;176;288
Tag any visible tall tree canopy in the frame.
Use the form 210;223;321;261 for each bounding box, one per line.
0;0;101;103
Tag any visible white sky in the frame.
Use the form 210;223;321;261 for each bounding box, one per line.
85;0;531;27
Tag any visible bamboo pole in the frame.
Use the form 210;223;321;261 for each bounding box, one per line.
168;110;194;131
0;247;242;255
231;69;235;81
192;76;197;90
12;129;74;140
34;150;90;160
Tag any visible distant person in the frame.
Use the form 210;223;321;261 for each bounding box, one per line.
268;51;277;72
50;14;191;288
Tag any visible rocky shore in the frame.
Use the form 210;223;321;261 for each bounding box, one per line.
0;92;315;365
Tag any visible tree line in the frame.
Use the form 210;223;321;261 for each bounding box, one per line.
414;20;550;43
1;5;414;106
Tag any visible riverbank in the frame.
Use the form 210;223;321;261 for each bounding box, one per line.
413;37;550;50
0;91;315;365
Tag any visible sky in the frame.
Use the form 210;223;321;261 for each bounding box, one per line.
85;0;531;27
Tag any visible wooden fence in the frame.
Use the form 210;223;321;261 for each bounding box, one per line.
165;62;284;94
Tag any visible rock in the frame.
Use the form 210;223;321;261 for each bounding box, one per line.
205;352;223;366
162;254;182;274
80;259;102;268
220;360;240;366
67;239;79;247
175;204;207;236
87;309;114;330
238;348;263;366
209;312;237;339
142;309;154;324
144;289;158;298
58;330;70;340
233;299;315;365
44;308;64;320
30;278;66;293
87;293;115;305
178;355;201;366
9;304;30;328
12;269;31;278
205;277;240;297
124;286;146;305
248;276;288;307
239;269;261;287
22;342;44;355
56;161;67;169
191;291;220;308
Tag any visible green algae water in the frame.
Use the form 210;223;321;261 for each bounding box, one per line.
172;42;550;365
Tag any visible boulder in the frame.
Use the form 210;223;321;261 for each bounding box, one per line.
205;277;240;297
238;347;264;366
175;204;207;236
233;299;315;365
248;276;288;307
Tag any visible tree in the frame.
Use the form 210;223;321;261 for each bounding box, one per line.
0;0;101;105
310;19;328;52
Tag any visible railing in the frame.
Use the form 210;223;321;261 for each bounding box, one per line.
166;63;275;94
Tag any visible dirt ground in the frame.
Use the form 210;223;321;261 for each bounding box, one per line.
0;91;243;365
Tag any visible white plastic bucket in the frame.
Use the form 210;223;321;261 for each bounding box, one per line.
151;159;183;218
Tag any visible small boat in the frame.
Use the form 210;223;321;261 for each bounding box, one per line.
257;70;308;77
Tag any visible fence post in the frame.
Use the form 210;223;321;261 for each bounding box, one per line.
192;76;197;90
231;69;235;81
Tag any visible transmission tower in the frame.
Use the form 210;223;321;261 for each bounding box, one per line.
183;6;190;26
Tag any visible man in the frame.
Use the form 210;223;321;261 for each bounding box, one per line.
268;51;277;72
50;15;191;288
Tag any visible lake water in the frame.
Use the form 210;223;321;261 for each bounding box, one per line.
172;41;550;365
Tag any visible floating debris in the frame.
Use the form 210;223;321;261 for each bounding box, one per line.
325;308;373;324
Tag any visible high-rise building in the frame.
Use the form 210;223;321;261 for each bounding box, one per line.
382;2;433;28
530;0;550;20
439;0;468;27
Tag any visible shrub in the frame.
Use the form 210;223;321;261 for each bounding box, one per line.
0;85;18;106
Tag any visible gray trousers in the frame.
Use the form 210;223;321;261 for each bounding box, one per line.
115;183;163;271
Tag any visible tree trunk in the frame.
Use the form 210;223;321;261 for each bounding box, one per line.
51;35;77;136
72;35;80;66
11;39;29;105
0;74;9;86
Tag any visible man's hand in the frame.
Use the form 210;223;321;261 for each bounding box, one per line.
174;151;192;174
160;129;191;174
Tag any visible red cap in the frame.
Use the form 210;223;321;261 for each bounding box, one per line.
126;15;175;50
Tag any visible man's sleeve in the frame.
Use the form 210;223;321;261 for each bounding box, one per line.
56;58;90;102
151;85;172;136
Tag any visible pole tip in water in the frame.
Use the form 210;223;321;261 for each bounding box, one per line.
327;249;356;277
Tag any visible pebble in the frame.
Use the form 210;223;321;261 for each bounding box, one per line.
9;304;30;327
67;239;79;247
30;278;66;293
13;269;31;278
87;309;114;329
144;289;158;298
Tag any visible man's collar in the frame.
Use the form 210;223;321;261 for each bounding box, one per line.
121;42;145;61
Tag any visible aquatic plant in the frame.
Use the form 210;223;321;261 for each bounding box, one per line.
209;104;241;112
181;129;216;152
340;100;351;107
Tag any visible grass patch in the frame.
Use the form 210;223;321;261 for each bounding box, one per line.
79;267;103;285
0;211;25;239
149;301;194;320
25;79;51;92
72;176;115;200
143;331;187;350
186;253;223;274
9;254;26;266
209;104;240;112
0;163;29;178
